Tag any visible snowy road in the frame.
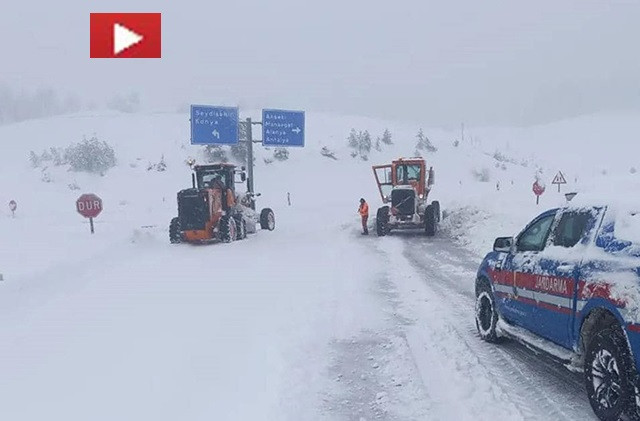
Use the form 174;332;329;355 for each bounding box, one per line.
0;210;600;420
325;230;599;420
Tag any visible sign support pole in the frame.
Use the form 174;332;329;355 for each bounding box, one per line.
246;117;254;195
90;217;95;234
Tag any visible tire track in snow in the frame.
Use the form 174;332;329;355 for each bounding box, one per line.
396;234;597;420
320;230;432;421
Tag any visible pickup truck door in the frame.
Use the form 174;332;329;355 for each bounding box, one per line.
509;211;557;332
526;210;599;348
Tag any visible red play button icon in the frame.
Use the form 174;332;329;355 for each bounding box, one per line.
90;13;161;58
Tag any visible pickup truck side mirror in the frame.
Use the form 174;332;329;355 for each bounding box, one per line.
493;236;514;253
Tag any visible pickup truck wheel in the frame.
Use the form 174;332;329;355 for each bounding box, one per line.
475;282;499;343
585;325;636;421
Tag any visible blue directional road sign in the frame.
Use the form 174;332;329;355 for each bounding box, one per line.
190;105;239;145
262;109;305;147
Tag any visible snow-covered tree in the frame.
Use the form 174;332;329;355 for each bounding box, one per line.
348;129;358;149
374;136;381;151
381;129;393;145
29;151;40;168
230;143;248;165
359;130;372;159
415;129;437;153
347;129;372;160
64;135;116;174
203;145;228;163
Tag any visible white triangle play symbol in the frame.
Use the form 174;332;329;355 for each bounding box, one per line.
113;23;143;55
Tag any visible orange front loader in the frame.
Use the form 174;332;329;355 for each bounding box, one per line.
169;164;275;244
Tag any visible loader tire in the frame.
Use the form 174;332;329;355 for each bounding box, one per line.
236;217;247;240
260;208;275;231
169;217;181;244
376;206;389;236
432;201;441;222
221;216;236;243
425;205;437;236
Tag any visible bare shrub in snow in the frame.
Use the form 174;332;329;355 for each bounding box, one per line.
68;182;80;190
156;155;167;171
41;168;52;183
631;167;637;174
472;167;491;182
320;146;338;160
64;136;116;174
147;155;167;171
453;140;460;147
273;148;289;161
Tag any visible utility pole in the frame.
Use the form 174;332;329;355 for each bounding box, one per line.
461;122;465;143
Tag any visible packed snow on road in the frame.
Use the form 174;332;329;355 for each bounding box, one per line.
2;110;640;420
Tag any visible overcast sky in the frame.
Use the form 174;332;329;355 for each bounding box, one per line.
1;0;639;126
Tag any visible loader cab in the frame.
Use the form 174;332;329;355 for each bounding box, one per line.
395;162;422;185
194;164;244;192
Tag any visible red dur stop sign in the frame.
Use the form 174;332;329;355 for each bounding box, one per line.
533;181;545;196
76;194;103;218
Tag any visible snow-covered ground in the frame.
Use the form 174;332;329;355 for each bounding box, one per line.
0;109;635;419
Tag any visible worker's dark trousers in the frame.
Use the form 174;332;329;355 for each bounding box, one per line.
361;215;369;233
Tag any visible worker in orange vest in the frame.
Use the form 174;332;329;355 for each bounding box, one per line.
358;198;369;235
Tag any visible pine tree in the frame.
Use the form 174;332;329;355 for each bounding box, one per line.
415;129;437;153
381;129;393;145
348;129;358;149
29;151;40;168
374;136;381;151
358;130;372;160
